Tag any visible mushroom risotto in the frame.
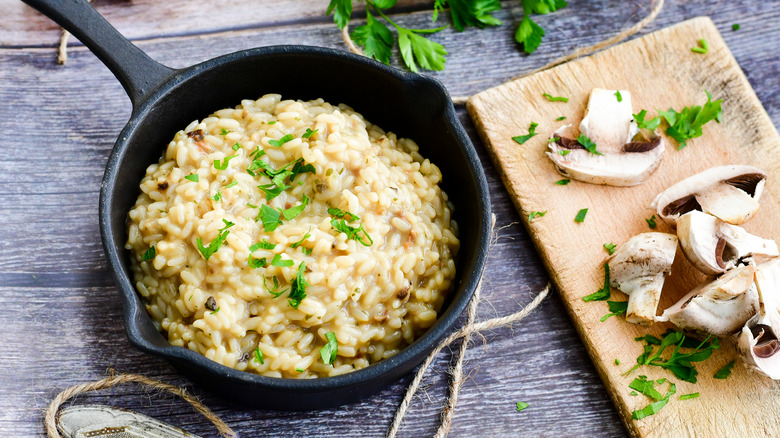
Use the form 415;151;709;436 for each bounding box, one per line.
126;94;459;378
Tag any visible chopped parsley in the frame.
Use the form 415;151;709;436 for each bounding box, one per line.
629;330;720;383
713;360;735;379
574;208;588;222
225;181;238;189
267;120;277;125
555;179;570;185
691;39;709;54
320;331;338;365
680;393;699;400
184;174;199;182
248;256;268;269
600;300;628;322
210;190;222;202
302;128;318;139
232;143;241;151
196;219;234;260
220;128;229;135
210;307;221;315
633;109;662;130
615;359;621;365
528;210;546;222
254;347;264;364
629;376;676;420
290;227;312;249
281;194;310;221
250;240;276;251
555;116;567;121
141;246;156;261
515;402;530;412
327;207;360;222
214;154;238;170
250;146;266;159
258;204;283;232
577;134;602;155
542;93;569;103
270;253;294;268
264;275;287;297
512;122;539;145
732;23;740;31
583;264;611;302
268;134;294;147
258;184;285;201
629;375;664;400
331;218;373;246
646;215;657;229
557;150;570;156
604;242;617;255
288;261;308;308
614;90;623;102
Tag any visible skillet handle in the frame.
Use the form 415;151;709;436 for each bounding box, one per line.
22;0;175;107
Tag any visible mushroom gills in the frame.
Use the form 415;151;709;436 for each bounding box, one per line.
677;210;778;275
546;88;665;186
609;232;678;325
657;264;758;336
738;259;780;379
650;165;766;227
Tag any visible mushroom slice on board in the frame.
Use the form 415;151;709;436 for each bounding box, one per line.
738;259;780;379
609;232;678;325
677;210;779;275
546;88;665;186
657;264;758;337
650;165;766;227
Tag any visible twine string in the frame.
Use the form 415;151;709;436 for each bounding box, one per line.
44;372;238;438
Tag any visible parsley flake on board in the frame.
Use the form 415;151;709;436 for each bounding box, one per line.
600;300;628;322
254;347;265;364
268;134;295;147
629;330;720;383
331;218;373;246
220;128;229;135
646;215;657;229
691;39;709;54
141;246;156;261
633;110;662;131
555;179;570;185
528;210;546;222
574;208;588;222
515;402;530;412
556;116;567;121
603;242;617;255
577;134;602;155
615;359;621;365
583;264;611;302
614;90;623;102
543;93;569;102
680;393;699;400
320;331;338;365
214;154;238;170
288;261;308;308
629;376;676;420
732;23;740;31
713;360;735;379
184;174;199;182
196;219;234;260
512;122;539;145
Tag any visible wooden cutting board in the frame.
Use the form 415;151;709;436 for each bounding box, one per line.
467;17;780;438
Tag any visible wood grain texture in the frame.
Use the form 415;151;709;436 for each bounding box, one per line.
468;17;780;438
0;0;779;437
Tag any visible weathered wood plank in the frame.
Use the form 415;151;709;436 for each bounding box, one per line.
1;0;779;437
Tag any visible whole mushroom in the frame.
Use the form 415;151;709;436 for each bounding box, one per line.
651;165;766;228
677;210;778;275
546;88;665;186
609;232;678;325
738;259;780;379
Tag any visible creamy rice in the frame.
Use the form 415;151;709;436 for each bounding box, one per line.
126;94;459;378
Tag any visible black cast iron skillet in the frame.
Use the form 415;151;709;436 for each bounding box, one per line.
25;0;491;409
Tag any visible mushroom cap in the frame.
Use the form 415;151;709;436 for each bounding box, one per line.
546;89;665;187
677;210;779;275
658;264;758;336
609;232;678;324
738;259;780;379
650;165;766;228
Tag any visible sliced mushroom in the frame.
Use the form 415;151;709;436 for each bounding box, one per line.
657;264;758;336
738;259;780;379
609;232;678;325
677;210;778;275
546;88;665;186
650;165;766;227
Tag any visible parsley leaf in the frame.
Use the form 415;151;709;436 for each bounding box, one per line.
232;143;241;151
600;300;628;322
574;207;588;223
320;331;338;364
583;264;611;302
441;0;502;31
248;256;267;269
543;93;569;102
713;360;735;379
254;347;264;364
555;179;570;185
577;134;602;155
646;215;657;229
213;154;237;171
326;0;353;29
658;90;722;149
629;375;664;401
614;90;623;102
630;378;676;420
270;253;294;268
512;122;539;145
288;262;308;308
281;194;310;221
680;393;699;400
331;218;374;246
184;174;199;182
633;109;662;130
196;219;234;260
528;210;546;222
556;116;567;121
604;242;617;255
290;227;312;249
302;128;319;139
397;26;448;73
557;150;570;156
268;134;294;147
258;205;283;232
351;11;395;64
264;275;287;297
328;207;360;222
515;402;530;412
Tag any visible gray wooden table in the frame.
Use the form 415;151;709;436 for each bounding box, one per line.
1;1;778;436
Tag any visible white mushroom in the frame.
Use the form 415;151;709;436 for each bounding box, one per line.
609;232;678;325
657;264;758;336
546;88;665;186
677;211;778;275
738;259;780;379
650;165;766;227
